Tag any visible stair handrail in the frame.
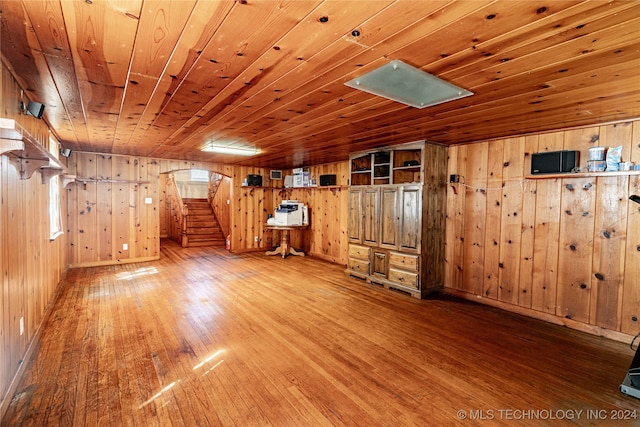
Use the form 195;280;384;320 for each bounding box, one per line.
208;172;222;203
167;174;188;245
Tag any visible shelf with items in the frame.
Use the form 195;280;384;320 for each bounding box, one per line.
350;143;425;186
350;153;372;185
373;163;390;185
526;170;640;179
372;151;391;185
393;148;422;184
373;151;391;184
0;117;68;182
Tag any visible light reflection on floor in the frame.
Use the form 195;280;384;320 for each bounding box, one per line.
139;348;226;409
116;267;159;281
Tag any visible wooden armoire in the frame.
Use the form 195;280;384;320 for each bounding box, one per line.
345;141;448;298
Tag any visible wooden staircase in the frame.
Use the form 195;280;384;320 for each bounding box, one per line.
182;198;225;247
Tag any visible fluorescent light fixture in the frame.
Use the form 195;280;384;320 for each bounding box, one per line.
344;59;473;109
202;143;260;156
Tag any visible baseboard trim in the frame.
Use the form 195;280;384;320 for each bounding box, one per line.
444;288;634;345
68;256;160;268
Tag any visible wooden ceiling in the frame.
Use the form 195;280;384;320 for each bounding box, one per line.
2;1;639;169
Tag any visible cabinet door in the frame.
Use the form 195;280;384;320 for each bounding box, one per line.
362;188;380;245
372;250;387;278
399;186;421;252
379;187;398;249
347;189;362;243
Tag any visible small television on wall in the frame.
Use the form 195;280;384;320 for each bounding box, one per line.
531;150;578;174
270;170;282;180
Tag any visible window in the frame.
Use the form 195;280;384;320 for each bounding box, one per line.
190;169;210;182
48;135;63;240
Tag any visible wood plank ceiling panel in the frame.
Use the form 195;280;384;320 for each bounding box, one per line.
188;1;493;166
111;0;201;155
124;0;236;154
171;0;455;156
58;0;143;152
218;1;583;161
260;3;640;161
277;3;637;139
143;0;332;158
1;0;85;147
1;0;639;168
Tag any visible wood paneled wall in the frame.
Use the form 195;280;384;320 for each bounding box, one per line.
211;175;231;238
158;174;170;238
66;153;162;267
1;64;68;416
66;155;235;267
230;163;349;264
445;120;640;340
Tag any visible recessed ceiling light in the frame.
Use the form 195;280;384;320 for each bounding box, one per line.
344;60;473;109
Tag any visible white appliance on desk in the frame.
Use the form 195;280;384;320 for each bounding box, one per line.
274;200;308;226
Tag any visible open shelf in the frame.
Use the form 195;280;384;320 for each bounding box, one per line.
0;117;68;182
350;144;426;186
526;171;640;179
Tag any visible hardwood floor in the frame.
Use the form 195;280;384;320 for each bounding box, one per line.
3;239;638;426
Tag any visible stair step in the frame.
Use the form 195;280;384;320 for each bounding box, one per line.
187;221;220;228
188;218;217;224
188;214;215;220
187;240;224;247
180;198;225;248
187;208;211;214
188;235;224;241
187;229;222;235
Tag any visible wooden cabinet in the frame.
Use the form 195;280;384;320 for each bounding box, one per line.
398;185;421;252
347;244;370;275
379;187;397;249
345;142;447;299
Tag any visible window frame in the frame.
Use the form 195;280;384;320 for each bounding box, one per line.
48;135;63;241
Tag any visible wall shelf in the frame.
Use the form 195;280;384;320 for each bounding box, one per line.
0;117;68;182
240;185;347;190
526;171;640;179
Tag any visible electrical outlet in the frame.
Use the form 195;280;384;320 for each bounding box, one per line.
144;197;152;204
123;243;128;251
20;317;24;336
254;236;259;242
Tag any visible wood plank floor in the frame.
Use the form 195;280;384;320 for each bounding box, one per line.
3;239;638;426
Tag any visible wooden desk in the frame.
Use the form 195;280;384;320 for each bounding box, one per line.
264;224;308;258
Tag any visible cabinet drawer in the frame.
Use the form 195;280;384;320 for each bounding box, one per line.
348;258;370;275
389;252;419;271
388;267;419;290
348;244;371;260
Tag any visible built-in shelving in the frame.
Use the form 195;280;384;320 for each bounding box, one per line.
74;177;150;185
0;117;68;183
240;185;347;190
350;143;423;185
526;171;640;179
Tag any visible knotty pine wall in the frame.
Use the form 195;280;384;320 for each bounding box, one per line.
229;163;349;264
211;175;231;237
66;153;234;267
1;65;68;414
445;120;640;340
